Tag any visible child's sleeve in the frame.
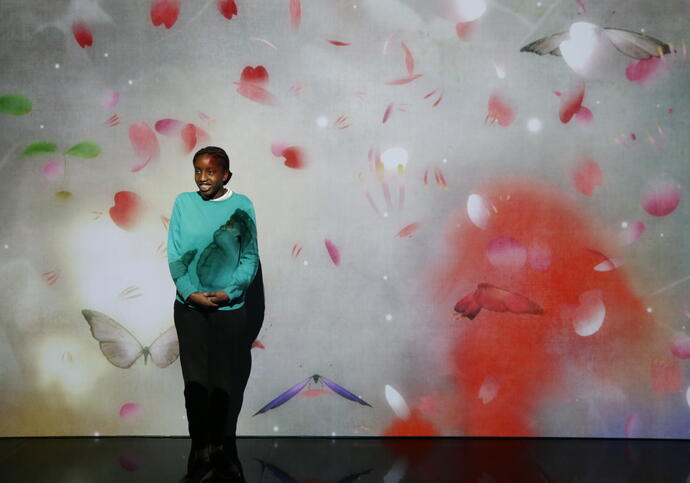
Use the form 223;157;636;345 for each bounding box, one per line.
167;196;198;301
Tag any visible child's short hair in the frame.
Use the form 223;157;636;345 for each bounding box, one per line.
193;146;230;171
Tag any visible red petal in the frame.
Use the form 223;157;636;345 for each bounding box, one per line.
72;21;93;48
626;57;663;85
486;93;515;127
328;40;351;46
216;0;238;20
129;123;160;171
559;83;585;124
281;146;306;169
155;118;185;136
290;0;301;30
240;65;269;85
641;179;681;217
395;222;421;238
385;74;423;85
234;82;278;105
180;123;197;153
401;42;414;76
109;191;144;231
455;21;474;41
150;0;180;29
382;103;394;123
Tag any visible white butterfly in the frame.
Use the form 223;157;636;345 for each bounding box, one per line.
82;309;179;369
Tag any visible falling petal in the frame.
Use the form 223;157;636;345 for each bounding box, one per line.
486;237;527;270
41;270;59;286
119;402;140;420
401;42;414;76
251;37;278;49
575;106;593;123
626;57;663;84
102;90;120;109
467;193;490;229
386;74;423;85
180;123;197;153
478;376;499;404
384;384;410;419
565;290;606;337
251;340;265;349
560;83;585;124
395;222;421;238
129;122;159;171
620;221;645;245
575;0;586;13
271;141;288;157
456;21;474;41
217;0;238;20
104;113;120;127
641;179;681;217
0;94;32;115
109;191;144;231
234;82;278;105
42;161;63;180
572;157;603;196
670;338;690;360
325;238;340;266
240;65;269;85
281;146;306;169
328;40;350;46
382;103;394;123
289;0;301;30
528;242;552;271
72;20;93;48
486;93;515;126
150;0;180;29
154;118;185;136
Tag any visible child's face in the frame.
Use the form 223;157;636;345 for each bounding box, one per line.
194;154;229;200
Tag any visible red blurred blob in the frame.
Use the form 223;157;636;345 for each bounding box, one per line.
72;21;93;48
429;178;665;436
454;283;544;320
150;0;180;29
455;21;474;40
571;157;603;196
282;146;306;169
217;0;238;19
109;191;144;231
382;408;439;436
181;123;197;153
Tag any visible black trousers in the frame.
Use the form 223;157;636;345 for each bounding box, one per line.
174;300;252;450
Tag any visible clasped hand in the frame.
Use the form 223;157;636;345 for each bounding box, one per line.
187;291;229;308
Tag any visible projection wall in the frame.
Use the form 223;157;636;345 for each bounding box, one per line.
1;0;689;438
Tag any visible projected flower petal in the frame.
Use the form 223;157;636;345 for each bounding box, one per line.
102;90;120;109
385;384;410;419
271;141;288;157
217;0;238;20
626;57;662;85
240;65;269;85
572;157;603;196
575;106;593;123
42;161;63;180
624;413;641;438
109;191;144;231
568;290;606;337
619;221;645;245
641;180;681;217
325;238;340;266
289;0;301;30
72;21;93;48
528;242;551;271
181;123;197;153
396;222;421;238
559;83;585;124
670;338;690;360
486;93;515;126
234;82;278;105
155;118;184;136
282;146;306;169
467;193;490;229
129;122;159;171
486;237;526;270
151;0;179;29
478;376;499;404
119;402;140;420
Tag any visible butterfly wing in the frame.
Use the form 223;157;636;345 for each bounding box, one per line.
604;28;672;59
253;377;310;416
520;32;568;56
320;376;372;407
147;326;180;368
81;309;144;368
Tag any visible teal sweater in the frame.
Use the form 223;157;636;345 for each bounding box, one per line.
167;191;259;310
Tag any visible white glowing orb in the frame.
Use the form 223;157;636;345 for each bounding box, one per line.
451;0;487;22
380;147;409;172
527;118;542;132
493;61;506;79
467;193;490;229
316;116;328;127
385;313;393;321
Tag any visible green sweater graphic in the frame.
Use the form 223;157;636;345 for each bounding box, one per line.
167;191;259;310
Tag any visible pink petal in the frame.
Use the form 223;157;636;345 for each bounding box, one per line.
325;238;340;266
467;193;491;229
641;179;681;217
385;74;423;86
289;0;301;30
102;90;120;109
401;42;414;76
382;103;394;123
486;93;515;127
455;21;474;41
670;337;690;359
119;402;140;420
180;123;197;153
300;388;332;398
396;222;421;238
42;161;63;180
486;237;526;270
271;141;288;157
571;157;603;196
328;40;350;46
154;118;185;136
129;122;160;171
575;0;586;13
626;57;663;85
234;82;278;105
575;106;593;123
619;221;645;246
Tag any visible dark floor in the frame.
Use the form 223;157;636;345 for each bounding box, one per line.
1;437;689;482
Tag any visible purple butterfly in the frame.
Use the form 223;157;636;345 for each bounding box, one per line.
253;374;372;416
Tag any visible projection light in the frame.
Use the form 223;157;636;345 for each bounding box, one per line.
316;116;328;127
527;118;543;132
380;147;409;174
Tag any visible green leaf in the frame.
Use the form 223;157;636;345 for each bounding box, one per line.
0;94;32;115
22;141;58;156
64;141;101;158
